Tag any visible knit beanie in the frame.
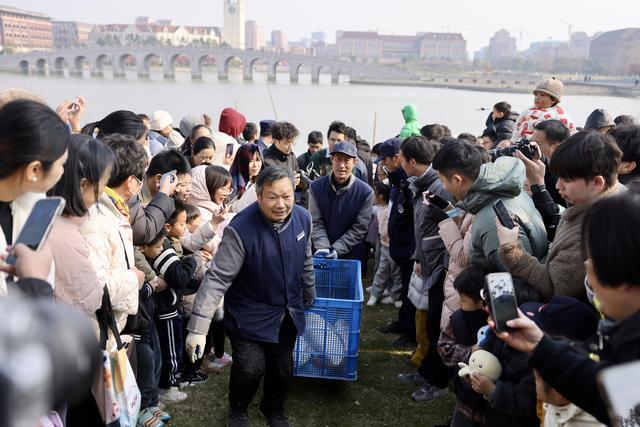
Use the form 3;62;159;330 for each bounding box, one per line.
150;110;173;132
534;77;564;101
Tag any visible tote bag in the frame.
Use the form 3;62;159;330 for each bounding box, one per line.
93;286;141;427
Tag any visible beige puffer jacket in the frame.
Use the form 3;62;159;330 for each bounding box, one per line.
81;192;138;340
439;212;474;329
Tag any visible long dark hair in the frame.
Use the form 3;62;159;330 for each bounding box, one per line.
231;144;262;194
81;110;146;140
0;99;70;180
49;134;115;216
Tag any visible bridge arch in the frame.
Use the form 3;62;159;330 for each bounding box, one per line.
221;56;243;80
272;59;289;77
95;54;111;71
19;60;30;74
315;64;332;83
170;53;191;70
142;53;163;72
36;58;48;75
73;55;89;75
54;57;68;72
197;54;217;74
249;58;267;81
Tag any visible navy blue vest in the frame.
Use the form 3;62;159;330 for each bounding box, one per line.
310;175;372;264
224;203;311;343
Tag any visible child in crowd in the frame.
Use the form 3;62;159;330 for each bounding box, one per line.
512;77;576;141
185;203;202;235
141;221;201;405
437;266;489;426
367;182;402;307
519;296;602;427
468;277;543;427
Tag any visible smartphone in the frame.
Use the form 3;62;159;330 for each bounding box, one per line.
492;200;516;229
160;169;177;187
224;192;239;207
5;197;65;265
597;360;640;425
484;273;519;333
225;143;234;157
423;191;450;210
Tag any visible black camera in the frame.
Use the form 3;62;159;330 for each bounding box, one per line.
489;137;536;162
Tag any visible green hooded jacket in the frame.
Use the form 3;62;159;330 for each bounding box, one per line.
457;157;548;270
399;104;421;139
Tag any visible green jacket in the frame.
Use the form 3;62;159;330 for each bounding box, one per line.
457;157;548;270
308;148;333;178
399;104;422;139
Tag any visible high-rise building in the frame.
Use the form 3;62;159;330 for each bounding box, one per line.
488;29;517;64
0;5;53;52
271;30;287;51
223;0;245;48
245;19;265;50
312;31;326;43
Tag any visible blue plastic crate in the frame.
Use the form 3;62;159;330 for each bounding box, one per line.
293;258;363;381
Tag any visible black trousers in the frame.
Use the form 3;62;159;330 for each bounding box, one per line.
226;314;298;418
396;258;416;339
418;279;449;388
136;322;162;409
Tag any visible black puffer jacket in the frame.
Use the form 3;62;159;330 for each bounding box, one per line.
485;112;520;142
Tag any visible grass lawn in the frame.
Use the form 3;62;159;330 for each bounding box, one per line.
171;270;455;426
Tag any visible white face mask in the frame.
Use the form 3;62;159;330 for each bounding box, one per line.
382;178;389;186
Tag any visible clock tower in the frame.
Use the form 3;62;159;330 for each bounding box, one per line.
223;0;245;49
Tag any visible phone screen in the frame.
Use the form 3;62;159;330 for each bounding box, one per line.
6;198;65;264
493;200;516;229
485;273;519;333
225;143;234;157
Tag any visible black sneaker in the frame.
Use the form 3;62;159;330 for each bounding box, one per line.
227;412;249;427
179;371;209;387
377;322;403;334
267;415;291;427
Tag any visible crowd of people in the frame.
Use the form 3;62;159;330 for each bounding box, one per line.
0;76;639;427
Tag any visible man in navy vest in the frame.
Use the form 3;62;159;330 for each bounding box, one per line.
308;141;374;272
185;167;315;427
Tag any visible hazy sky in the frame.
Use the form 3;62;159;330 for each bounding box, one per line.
9;0;638;54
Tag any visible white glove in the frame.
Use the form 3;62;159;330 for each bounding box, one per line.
185;332;206;363
325;248;338;259
314;249;330;258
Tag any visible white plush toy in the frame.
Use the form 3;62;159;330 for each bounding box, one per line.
458;350;502;382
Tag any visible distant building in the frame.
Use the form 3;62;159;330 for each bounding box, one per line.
589;28;640;73
488;29;517;64
89;23;221;47
0;4;53;52
52;21;94;48
245;20;265;50
336;30;467;61
568;31;592;58
420;32;467;61
271;30;287;51
312;31;326;43
223;0;245;48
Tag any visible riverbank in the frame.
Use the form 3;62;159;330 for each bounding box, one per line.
351;78;640;98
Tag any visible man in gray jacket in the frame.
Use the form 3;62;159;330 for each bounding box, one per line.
308;142;373;272
396;136;453;403
185;167;315;427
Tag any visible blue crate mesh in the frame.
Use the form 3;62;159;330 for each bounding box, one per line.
293;259;362;381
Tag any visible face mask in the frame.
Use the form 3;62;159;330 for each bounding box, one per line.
382;178;389;186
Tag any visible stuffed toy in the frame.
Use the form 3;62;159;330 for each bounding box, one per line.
458;349;502;382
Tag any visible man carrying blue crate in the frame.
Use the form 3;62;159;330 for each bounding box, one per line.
184;167;316;427
308;141;374;273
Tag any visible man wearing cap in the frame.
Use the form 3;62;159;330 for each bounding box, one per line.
375;137;417;346
256;119;276;155
149;110;185;155
309;141;373;271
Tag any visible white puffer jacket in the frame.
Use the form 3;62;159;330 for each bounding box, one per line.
0;192;54;297
80;192;138;336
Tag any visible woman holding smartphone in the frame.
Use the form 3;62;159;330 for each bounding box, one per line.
229;143;264;213
0;99;70;298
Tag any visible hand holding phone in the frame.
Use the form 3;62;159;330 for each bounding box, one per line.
492;200;516;229
484;273;519;333
225;143;234;158
159;169;178;195
423;191;450;210
5;197;65;265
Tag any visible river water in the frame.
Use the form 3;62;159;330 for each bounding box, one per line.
3;71;639;155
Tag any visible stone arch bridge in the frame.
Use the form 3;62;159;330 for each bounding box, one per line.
0;46;416;83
